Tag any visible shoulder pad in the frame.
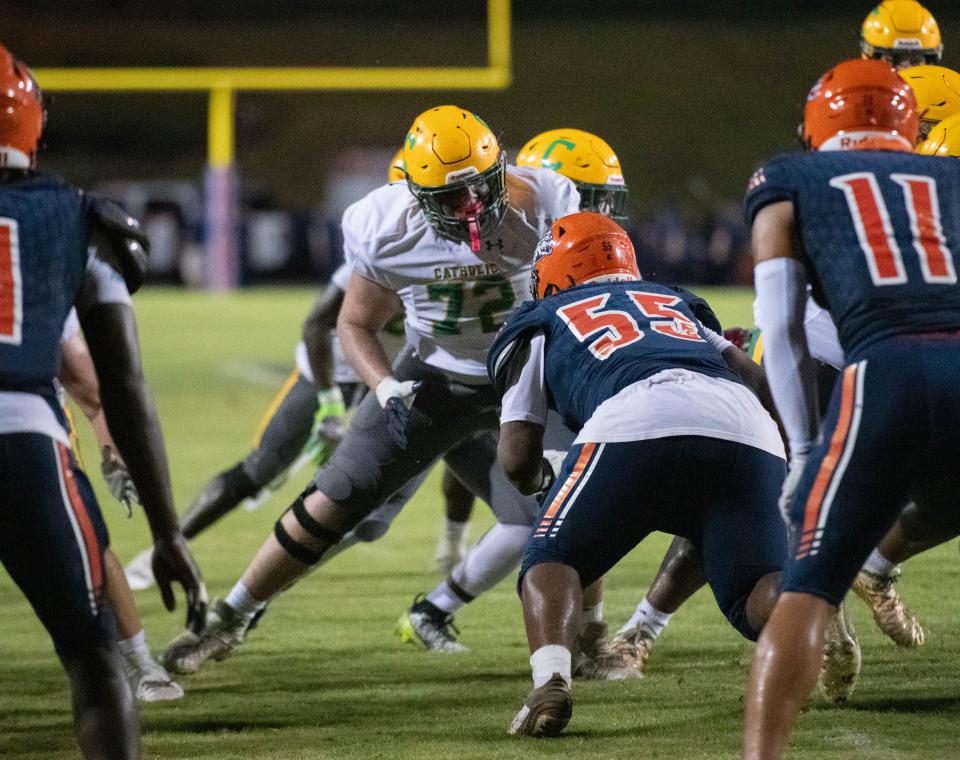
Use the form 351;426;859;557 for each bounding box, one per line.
669;285;722;333
87;194;150;294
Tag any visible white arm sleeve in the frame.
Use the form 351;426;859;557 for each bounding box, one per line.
61;308;81;343
75;252;133;316
803;298;844;369
499;333;549;427
754;257;820;455
701;325;734;354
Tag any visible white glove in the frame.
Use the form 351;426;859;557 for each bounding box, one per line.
542;449;568;481
779;452;809;526
375;376;420;410
100;446;139;516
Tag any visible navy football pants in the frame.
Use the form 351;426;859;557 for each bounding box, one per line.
785;334;960;604
520;435;787;640
0;433;113;657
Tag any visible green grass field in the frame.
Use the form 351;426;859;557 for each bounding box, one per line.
2;287;959;760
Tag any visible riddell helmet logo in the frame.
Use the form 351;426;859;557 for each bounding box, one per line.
893;38;923;49
445;166;480;184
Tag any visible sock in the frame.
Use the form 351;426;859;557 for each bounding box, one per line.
862;548;898;577
530;645;572;688
444;519;468;545
225;580;268;621
448;523;529;598
117;629;148;659
426;580;463;615
620;597;672;638
581;602;604;626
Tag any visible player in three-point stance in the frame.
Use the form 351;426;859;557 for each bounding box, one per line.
489;212;791;737
0;45;204;759
743;58;960;760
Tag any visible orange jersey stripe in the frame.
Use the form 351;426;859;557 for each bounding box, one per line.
541;443;596;522
252;369;301;447
57;443;103;594
801;364;858;536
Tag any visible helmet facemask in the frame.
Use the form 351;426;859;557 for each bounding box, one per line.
860;41;943;69
408;152;508;252
577;182;629;223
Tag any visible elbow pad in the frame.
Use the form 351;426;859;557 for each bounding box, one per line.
87;195;150;294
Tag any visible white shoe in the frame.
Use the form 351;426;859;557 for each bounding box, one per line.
124;548;155;591
572;622;642;680
122;653;184;702
161;599;251;674
819;600;861;703
851;568;924;647
608;623;657;675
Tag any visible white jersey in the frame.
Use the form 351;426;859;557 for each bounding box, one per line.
342;165;580;379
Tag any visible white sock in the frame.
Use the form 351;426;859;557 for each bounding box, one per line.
620;596;672;638
444;519;469;545
117;629;148;659
530;645;572;688
581;602;604;629
448;523;529;598
225;580;267;621
427;580;464;615
862;548;898;578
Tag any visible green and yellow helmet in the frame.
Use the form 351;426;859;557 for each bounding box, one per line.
900;65;960;141
917;112;960;156
516;128;628;221
402;105;507;251
860;1;943;69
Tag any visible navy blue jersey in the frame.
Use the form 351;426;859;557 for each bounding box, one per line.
0;172;91;400
489;280;741;433
746;150;960;358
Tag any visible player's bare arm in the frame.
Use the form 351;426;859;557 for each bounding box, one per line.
302;284;346;388
337;270;404;389
498;421;546;495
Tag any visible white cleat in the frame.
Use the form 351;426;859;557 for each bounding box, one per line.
160;599;250;674
572;622;642;680
124;548;155;591
122;652;184;702
819;600;861;703
608;623;657;676
395;595;468;653
852;568;924;647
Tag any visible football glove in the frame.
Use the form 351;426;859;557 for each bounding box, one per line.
779;452;809;527
534;449;568;503
100;445;139;516
306;386;347;466
375;376;422;449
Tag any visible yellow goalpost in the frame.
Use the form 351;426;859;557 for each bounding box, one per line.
33;0;512;288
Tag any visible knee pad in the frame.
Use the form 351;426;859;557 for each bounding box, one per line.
273;490;343;566
351;518;391;543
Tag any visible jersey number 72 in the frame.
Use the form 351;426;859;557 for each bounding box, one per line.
0;218;22;346
557;291;703;360
830;172;957;287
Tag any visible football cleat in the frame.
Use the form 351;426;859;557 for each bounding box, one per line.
394;595;468;653
608;624;657;675
123;547;155;591
160;598;250;674
818;600;862;703
852;568;925;647
572;621;642;680
508;674;573;737
122;652;184;702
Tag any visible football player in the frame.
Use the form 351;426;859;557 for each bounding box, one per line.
60;311;184;701
860;1;942;69
918;110;960;154
743;59;960;759
491;212;797;736
161;105;581;674
0;45;204;759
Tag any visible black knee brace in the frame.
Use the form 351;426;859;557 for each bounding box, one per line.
273;492;343;566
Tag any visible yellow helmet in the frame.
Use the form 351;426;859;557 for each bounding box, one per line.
402;105;507;250
387;147;406;183
900;65;960;140
917;112;960;156
516;128;629;221
860;1;943;69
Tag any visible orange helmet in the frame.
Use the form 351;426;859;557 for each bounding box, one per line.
530;212;639;300
802;59;918;152
0;46;44;169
